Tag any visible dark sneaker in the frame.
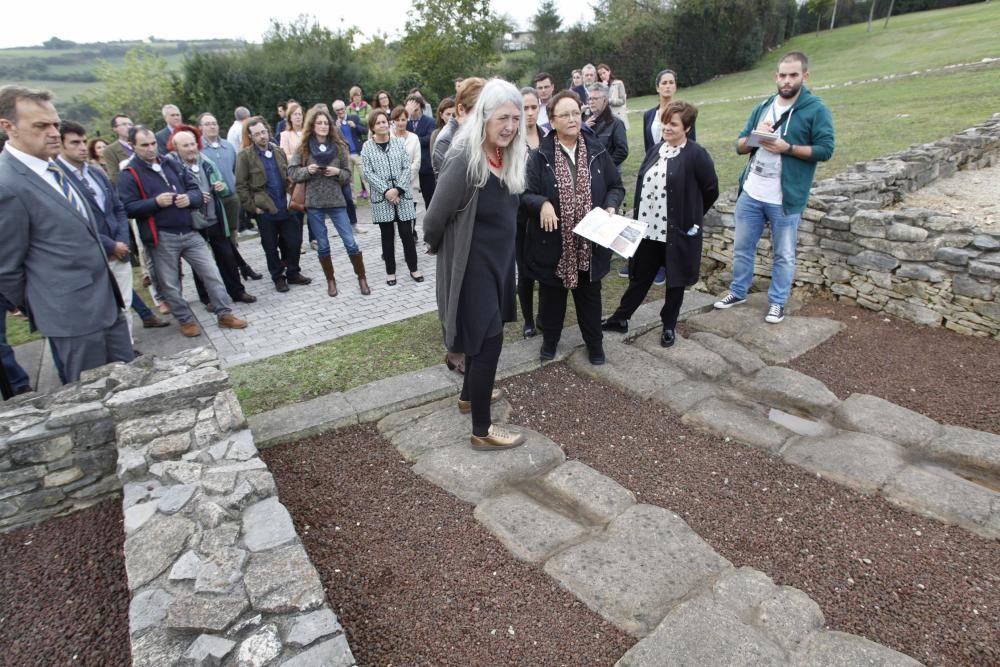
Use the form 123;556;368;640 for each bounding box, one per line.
588;346;606;365
660;328;676;348
540;342;557;361
713;293;747;309
287;273;313;285
617;265;630;278
653;266;666;286
275;278;290;293
765;304;785;324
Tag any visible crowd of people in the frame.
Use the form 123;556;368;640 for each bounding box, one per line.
0;52;833;452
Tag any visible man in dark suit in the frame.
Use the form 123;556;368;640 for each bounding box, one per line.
155;104;183;154
57;120;136;343
405;94;436;209
0;86;132;383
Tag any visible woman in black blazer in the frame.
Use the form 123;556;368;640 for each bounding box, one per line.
522;90;625;364
604;101;718;347
642;69;697;154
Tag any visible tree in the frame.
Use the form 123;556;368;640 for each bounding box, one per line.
87;47;175;127
398;0;509;99
806;0;835;35
532;0;562;34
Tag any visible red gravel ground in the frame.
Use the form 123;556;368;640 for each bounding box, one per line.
263;425;634;666
0;497;130;667
503;363;999;666
787;298;1000;434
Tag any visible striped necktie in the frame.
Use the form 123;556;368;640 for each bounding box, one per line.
46;161;87;217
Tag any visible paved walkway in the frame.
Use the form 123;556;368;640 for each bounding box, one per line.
187;204;438;367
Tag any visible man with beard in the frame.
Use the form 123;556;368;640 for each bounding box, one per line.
714;51;834;325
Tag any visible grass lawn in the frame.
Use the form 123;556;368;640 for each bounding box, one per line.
232;3;1000;416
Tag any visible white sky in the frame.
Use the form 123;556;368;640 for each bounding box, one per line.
0;3;593;49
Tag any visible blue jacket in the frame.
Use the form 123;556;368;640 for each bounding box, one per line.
406;115;435;174
736;86;835;214
337;114;368;155
57;160;129;258
118;154;202;245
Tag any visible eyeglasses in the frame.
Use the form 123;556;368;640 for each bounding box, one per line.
554;110;582;120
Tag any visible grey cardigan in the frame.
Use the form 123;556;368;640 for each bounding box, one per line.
287;145;351;209
422;146;481;351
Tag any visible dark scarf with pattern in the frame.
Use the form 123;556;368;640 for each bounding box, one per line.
554;139;593;289
309;136;337;166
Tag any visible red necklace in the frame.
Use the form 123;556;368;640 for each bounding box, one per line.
487;146;504;169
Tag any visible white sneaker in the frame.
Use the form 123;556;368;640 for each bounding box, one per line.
713;293;747;309
765;304;785;324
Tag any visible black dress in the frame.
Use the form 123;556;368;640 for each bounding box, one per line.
454;173;517;355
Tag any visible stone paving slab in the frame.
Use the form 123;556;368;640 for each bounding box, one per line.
735;366;841;418
344;365;460;423
249;393;357;449
567;339;687;397
833;393;943;448
883;464;1000;538
410;429;565;504
791;630;923;666
912;424;1000;475
635;332;732;380
688;331;766;375
538;460;636;524
544;504;731;637
385;398;512;462
682;398;794;454
782;432;907;494
474;491;589;562
651;379;724;414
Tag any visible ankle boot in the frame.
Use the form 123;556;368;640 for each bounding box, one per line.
318;255;337;297
349;252;371;295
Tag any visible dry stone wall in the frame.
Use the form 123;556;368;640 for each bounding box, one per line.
701;114;1000;338
0;348;357;666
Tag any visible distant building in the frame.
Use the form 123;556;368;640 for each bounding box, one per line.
504;31;535;52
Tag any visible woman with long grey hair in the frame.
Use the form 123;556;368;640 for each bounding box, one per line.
423;79;528;451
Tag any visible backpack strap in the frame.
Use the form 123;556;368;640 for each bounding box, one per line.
127;166;159;247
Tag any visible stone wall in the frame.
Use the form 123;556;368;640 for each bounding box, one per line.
701;113;1000;338
1;348;357;666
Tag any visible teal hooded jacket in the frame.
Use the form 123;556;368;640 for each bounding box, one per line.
736;86;835;215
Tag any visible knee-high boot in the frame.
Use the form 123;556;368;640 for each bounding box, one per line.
349;252;371;295
318;256;337;297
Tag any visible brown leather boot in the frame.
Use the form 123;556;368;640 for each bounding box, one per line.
349;252;371;295
318;256;337;297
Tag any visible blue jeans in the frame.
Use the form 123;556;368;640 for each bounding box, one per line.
729;191;801;307
154;230;233;324
306;207;359;258
1;297;31;393
342;183;358;226
131;291;154;320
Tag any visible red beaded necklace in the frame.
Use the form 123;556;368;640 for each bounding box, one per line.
487;146;504;169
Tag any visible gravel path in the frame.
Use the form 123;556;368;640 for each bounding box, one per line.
786;298;1000;434
503;363;999;666
263;425;634;666
0;497;130;667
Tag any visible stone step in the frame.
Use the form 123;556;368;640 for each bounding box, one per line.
381;397;512;462
688;331;766;375
883;464;1000;539
634;331;732;380
474;491;589;562
566;339;686;398
833;393;942;448
536;460;636;525
734;366;841;418
681;397;794;454
782;432;907;494
544;504;731;637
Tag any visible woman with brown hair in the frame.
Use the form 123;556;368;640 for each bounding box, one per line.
373;90;393;115
430;97;455;156
87;136;109;175
287;107;371;296
597;63;628;129
279;102;305;159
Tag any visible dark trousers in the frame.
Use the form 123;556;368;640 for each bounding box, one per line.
379;220;418;274
611;238;687;329
257;214;303;281
233;244;251;271
538;273;603;351
460;332;503;437
419;170;436;209
515;218;534;326
342;183;358;226
49;312;133;384
194;225;245;302
131;292;153;320
1;297;30;395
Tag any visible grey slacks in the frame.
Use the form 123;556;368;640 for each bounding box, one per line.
49;311;133;384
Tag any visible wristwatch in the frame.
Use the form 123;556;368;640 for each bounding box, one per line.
785;143;795;154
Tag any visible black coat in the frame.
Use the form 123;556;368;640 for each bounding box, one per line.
632;139;719;287
584;110;629;167
643;107;697;154
521;132;625;288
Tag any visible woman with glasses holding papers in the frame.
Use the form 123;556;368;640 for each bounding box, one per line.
601;101;719;348
521;89;624;366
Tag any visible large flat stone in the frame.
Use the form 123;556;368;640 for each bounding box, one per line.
377;396;455;438
166;589;249;633
538;460;636;524
782;433;907;494
194;547;248;594
243;543;326;613
248;392;357;449
682;398;793;453
286;608;342;648
495;337;544;380
385;399;511;462
651;380;723;415
916;425;1000;476
635;332;731;380
544;504;730;636
280;635;355;667
566;339;687;399
791;630;922;666
241;497;297;552
474;492;588;562
130;588;175;636
685;304;763;339
105;367;230;419
411;429;564;504
689;332;766;375
344;365;460;423
117;409;199;447
833;394;942;448
883;465;999;538
180;634;236;666
124;514;195;590
734;316;845;365
736;367;840;417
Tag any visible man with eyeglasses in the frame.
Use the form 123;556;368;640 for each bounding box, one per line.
531;72;555;130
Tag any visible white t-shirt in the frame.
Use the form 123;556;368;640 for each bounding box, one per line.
743;98;792;205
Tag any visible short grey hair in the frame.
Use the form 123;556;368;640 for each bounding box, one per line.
0;85;53;123
586;82;609;96
234;106;250;121
161;104;180;118
582;63;597;74
332;99;346;111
